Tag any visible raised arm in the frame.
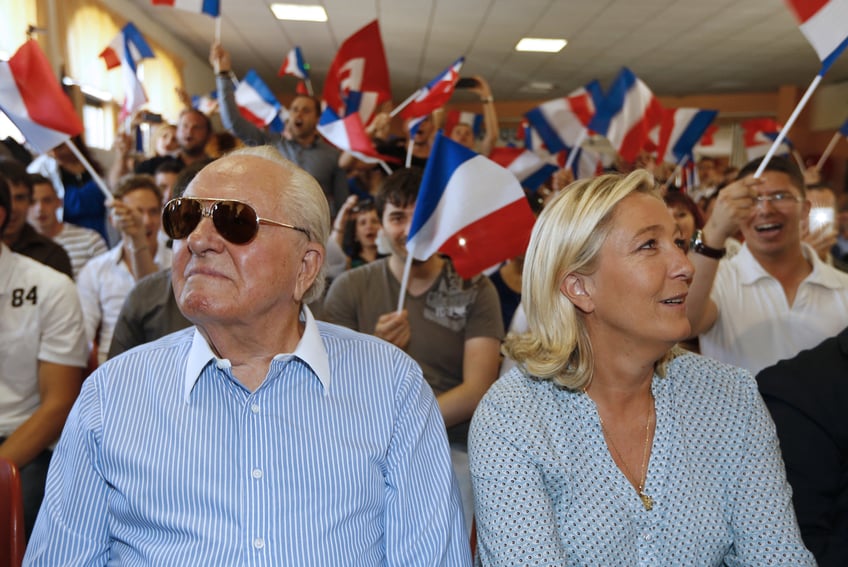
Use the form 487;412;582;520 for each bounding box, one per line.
209;42;275;148
469;76;499;157
686;177;758;336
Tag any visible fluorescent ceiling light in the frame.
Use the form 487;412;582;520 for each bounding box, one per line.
515;38;567;53
270;4;328;22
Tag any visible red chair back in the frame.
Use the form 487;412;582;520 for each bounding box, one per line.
0;457;25;567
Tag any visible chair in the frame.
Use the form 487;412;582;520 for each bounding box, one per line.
0;457;25;567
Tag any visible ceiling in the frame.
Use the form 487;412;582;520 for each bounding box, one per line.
133;0;848;104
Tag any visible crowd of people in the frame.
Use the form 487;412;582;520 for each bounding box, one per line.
1;42;847;566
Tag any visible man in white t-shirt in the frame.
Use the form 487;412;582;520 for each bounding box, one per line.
0;178;87;537
686;156;848;374
27;173;108;278
77;175;172;365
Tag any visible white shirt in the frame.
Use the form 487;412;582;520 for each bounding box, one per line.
0;244;87;436
77;243;172;365
701;243;848;374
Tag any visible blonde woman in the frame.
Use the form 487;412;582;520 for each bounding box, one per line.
469;170;813;566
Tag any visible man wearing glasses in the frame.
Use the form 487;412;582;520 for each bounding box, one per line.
686;156;848;374
25;147;470;566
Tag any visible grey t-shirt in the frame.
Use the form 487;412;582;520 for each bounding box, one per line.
322;257;504;441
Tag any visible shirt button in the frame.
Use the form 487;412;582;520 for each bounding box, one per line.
644;532;652;541
250;404;260;414
252;468;263;479
253;538;264;549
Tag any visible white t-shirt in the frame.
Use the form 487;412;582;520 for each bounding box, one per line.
0;244;87;436
700;243;848;374
77;243;172;364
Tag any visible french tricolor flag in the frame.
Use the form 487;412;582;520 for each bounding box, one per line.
407;133;537;278
589;67;663;162
490;147;559;192
785;0;848;74
317;107;396;165
742;118;793;160
655;108;718;164
524;81;602;154
99;22;154;118
278;46;308;79
0;40;84;153
399;57;464;120
151;0;220;17
234;70;285;133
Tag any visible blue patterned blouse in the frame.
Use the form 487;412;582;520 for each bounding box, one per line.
469;351;815;566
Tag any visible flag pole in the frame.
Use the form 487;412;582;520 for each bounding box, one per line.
215;16;222;44
378;160;392;175
662;155;689;192
405;139;414;168
305;78;314;96
791;150;806;172
64;140;113;202
753;74;822;178
390;91;420;118
815;131;842;170
564;128;588;172
396;251;414;312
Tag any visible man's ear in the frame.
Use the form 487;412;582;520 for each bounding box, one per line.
560;273;595;314
293;242;324;302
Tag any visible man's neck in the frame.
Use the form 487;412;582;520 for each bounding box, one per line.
293;131;317;147
179;150;207;165
197;310;305;392
752;244;813;305
40;221;63;239
388;254;444;296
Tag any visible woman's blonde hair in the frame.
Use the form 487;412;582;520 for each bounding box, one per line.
503;169;671;390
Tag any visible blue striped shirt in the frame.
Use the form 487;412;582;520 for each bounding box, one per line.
25;308;470;566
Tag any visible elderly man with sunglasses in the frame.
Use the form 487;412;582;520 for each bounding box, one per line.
25;146;469;566
686;156;848;375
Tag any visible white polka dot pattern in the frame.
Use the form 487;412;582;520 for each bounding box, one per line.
469;352;815;566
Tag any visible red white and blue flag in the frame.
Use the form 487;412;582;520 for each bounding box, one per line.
234;70;285;133
524;81;602;154
444;110;484;139
655;108;718;164
0;40;84;153
322;20;392;126
317;107;397;165
407;133;537;278
191;90;218;115
559;147;603;180
278;46;308;79
398;57;464;120
490;147;559;192
100;22;155;118
785;0;848;74
742;118;793;160
151;0;220;17
588;68;663;162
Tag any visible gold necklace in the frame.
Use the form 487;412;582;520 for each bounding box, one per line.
598;404;654;511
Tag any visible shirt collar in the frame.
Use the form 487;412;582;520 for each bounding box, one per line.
736;241;845;289
182;305;330;403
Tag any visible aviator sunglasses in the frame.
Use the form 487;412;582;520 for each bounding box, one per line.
162;197;311;245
